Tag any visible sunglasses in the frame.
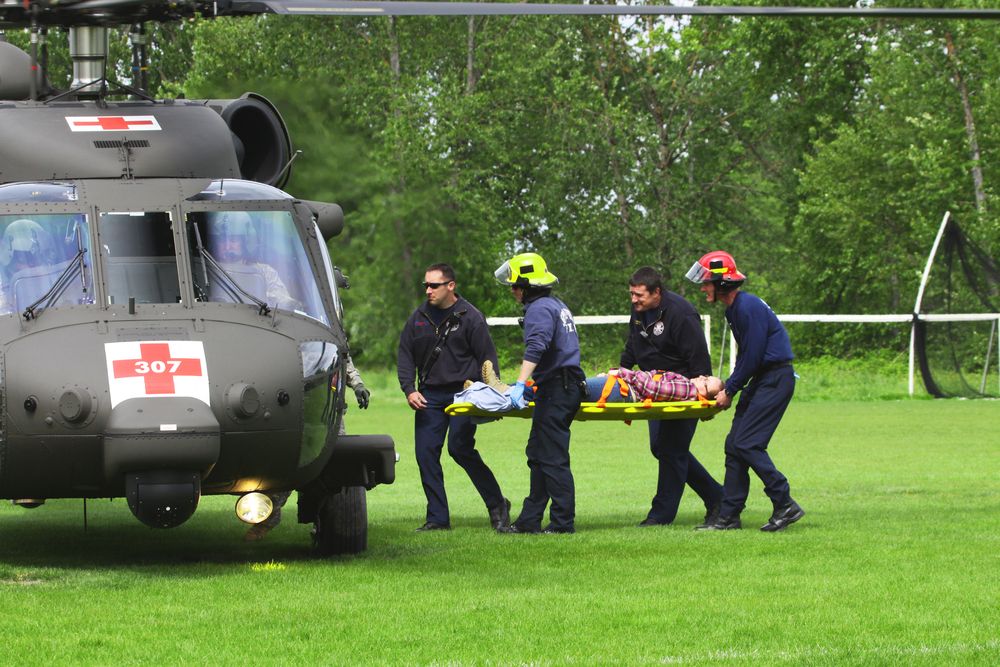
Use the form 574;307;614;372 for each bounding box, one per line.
422;281;451;289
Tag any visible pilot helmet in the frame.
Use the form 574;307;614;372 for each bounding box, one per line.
208;211;258;259
0;218;50;270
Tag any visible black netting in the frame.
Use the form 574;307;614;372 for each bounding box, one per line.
916;217;1000;398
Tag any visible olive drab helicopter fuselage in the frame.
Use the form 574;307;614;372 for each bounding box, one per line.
0;4;399;556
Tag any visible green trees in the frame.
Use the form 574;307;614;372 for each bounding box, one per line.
788;17;1000;356
176;11;998;365
11;9;996;365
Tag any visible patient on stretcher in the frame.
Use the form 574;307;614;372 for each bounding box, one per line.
586;368;723;403
454;361;722;417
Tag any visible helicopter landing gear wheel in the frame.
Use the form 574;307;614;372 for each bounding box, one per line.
312;486;368;556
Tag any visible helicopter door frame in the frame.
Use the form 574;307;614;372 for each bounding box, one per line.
292;200;341;326
93;208;187;307
309;217;346;326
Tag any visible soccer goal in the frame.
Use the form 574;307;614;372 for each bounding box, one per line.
910;212;1000;398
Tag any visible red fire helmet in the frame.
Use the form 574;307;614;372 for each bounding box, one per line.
685;250;747;288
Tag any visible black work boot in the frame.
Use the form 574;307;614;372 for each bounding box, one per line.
415;521;451;532
542;524;575;534
638;516;670;527
695;503;721;530
695;515;741;531
489;497;512;531
497;523;541;534
760;501;805;532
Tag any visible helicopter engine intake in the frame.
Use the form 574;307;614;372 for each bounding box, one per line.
0;41;40;100
206;94;293;188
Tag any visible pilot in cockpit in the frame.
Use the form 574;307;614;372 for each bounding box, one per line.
206;211;299;310
0;218;56;314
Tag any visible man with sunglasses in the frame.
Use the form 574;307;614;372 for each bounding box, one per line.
397;263;511;532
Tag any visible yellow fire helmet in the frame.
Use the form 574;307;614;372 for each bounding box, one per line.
494;252;559;287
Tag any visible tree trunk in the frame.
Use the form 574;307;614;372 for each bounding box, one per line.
586;21;634;261
388;16;413;290
466;16;478;94
944;30;986;213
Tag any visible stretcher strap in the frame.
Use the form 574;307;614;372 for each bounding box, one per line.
639;372;663;408
595;374;630;408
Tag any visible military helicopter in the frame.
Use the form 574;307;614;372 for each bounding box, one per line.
0;0;409;556
1;1;996;556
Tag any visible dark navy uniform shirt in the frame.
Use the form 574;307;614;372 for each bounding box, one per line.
724;291;794;396
522;294;581;382
397;295;498;395
620;290;710;378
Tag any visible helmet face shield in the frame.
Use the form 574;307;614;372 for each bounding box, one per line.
207;211;258;262
685;261;711;284
0;218;54;269
494;260;514;285
689;250;746;288
496;252;558;287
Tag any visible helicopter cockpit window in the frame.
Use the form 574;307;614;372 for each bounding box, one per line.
98;212;181;305
0;182;78;203
186;210;329;324
0;214;94;316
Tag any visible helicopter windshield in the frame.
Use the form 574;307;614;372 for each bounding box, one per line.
99;211;182;305
186;210;328;324
0;182;79;203
188;180;293;202
0;213;94;315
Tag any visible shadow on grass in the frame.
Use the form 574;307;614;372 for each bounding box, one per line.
0;498;375;571
0;523;323;571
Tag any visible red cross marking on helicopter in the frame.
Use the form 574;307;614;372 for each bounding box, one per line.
66;115;162;132
111;343;203;395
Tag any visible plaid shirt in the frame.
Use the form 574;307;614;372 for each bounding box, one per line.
616;368;696;402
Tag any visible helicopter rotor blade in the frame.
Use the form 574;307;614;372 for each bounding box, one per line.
236;1;1000;20
6;1;1000;28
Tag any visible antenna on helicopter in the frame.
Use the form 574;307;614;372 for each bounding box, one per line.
27;0;38;101
275;150;303;185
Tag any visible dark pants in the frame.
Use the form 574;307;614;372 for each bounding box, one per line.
414;386;505;525
720;365;796;518
646;419;723;523
514;367;585;532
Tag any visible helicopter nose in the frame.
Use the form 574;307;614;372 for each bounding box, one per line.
104;396;220;528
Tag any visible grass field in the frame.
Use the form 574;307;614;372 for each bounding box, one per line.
2;375;998;664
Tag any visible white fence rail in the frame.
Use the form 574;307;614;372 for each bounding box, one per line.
486;315;713;353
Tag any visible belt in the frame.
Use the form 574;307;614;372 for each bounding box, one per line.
536;366;584;386
420;381;466;393
757;360;792;375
